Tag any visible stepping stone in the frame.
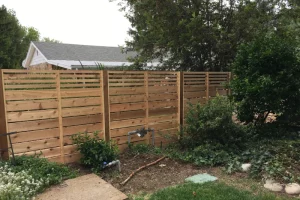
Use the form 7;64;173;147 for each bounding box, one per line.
185;173;218;184
36;174;127;200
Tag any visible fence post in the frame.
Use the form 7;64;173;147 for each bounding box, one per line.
178;72;184;130
227;72;232;95
0;70;9;159
206;72;210;102
55;71;65;163
102;70;110;142
144;71;150;144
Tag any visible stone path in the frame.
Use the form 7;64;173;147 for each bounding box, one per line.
36;174;128;200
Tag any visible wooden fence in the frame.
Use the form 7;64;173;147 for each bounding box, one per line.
0;69;230;163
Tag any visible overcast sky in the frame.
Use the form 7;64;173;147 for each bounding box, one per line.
1;0;131;47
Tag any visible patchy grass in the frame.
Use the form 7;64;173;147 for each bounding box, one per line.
131;182;291;200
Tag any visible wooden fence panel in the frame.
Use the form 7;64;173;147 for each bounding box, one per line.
183;72;231;123
0;69;230;163
148;71;179;147
59;71;104;162
108;71;146;146
1;70;60;161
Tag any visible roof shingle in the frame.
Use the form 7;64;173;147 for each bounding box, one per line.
33;41;136;62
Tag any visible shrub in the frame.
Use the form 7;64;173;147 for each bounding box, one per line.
71;132;119;172
226;140;300;183
0;155;76;200
230;33;300;125
180;96;245;149
13;155;77;186
0;164;44;200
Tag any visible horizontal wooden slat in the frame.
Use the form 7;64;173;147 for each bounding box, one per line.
7;109;58;122
110;94;145;104
151;121;178;131
7;118;59;132
149;107;177;116
148;86;177;93
109;87;145;95
148;100;178;109
11;128;60;143
63;123;102;136
110;102;145;112
109;82;145;86
110;110;145;121
148;93;177;101
6;99;58;111
5;84;56;89
62;114;103;127
60;79;101;83
60;89;101;98
62;97;102;108
5;90;57;100
110;118;145;129
148;114;177;124
4;79;56;84
184;85;206;92
3;73;56;79
13;137;60;154
62;106;102;117
184;91;206;98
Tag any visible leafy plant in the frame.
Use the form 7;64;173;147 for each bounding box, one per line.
71;132;119;172
0;155;77;200
0;164;43;200
12;155;77;186
226;140;300;183
230;32;300;126
181;96;245;149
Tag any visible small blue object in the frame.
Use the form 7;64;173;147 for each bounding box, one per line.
185;173;218;184
103;162;107;165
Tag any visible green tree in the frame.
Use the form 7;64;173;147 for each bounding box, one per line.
230;33;300;126
114;0;299;71
0;5;40;69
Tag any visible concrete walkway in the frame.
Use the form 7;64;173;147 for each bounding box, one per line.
36;174;128;200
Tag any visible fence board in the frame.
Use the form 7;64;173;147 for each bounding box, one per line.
0;70;230;163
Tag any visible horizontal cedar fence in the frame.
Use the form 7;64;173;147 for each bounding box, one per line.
0;69;230;163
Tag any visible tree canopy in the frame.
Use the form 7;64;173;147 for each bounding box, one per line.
230;32;300;126
114;0;300;71
0;5;60;69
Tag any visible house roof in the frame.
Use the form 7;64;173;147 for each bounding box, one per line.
32;41;136;62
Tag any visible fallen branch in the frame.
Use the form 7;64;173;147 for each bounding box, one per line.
120;156;166;185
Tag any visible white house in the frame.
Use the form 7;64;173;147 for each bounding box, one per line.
22;41;159;70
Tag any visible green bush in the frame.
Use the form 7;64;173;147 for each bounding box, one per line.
181;96;245;149
12;155;77;186
227;140;300;183
71;132;119;172
230;32;300;125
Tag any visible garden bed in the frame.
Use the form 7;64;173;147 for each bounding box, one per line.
69;152;296;199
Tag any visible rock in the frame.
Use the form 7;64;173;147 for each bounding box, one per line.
241;163;251;172
285;183;300;195
265;179;275;185
264;182;283;192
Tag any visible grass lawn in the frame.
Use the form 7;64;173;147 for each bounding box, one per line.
132;182;291;200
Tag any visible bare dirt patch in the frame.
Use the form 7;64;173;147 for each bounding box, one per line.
99;153;213;195
69;153;296;198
